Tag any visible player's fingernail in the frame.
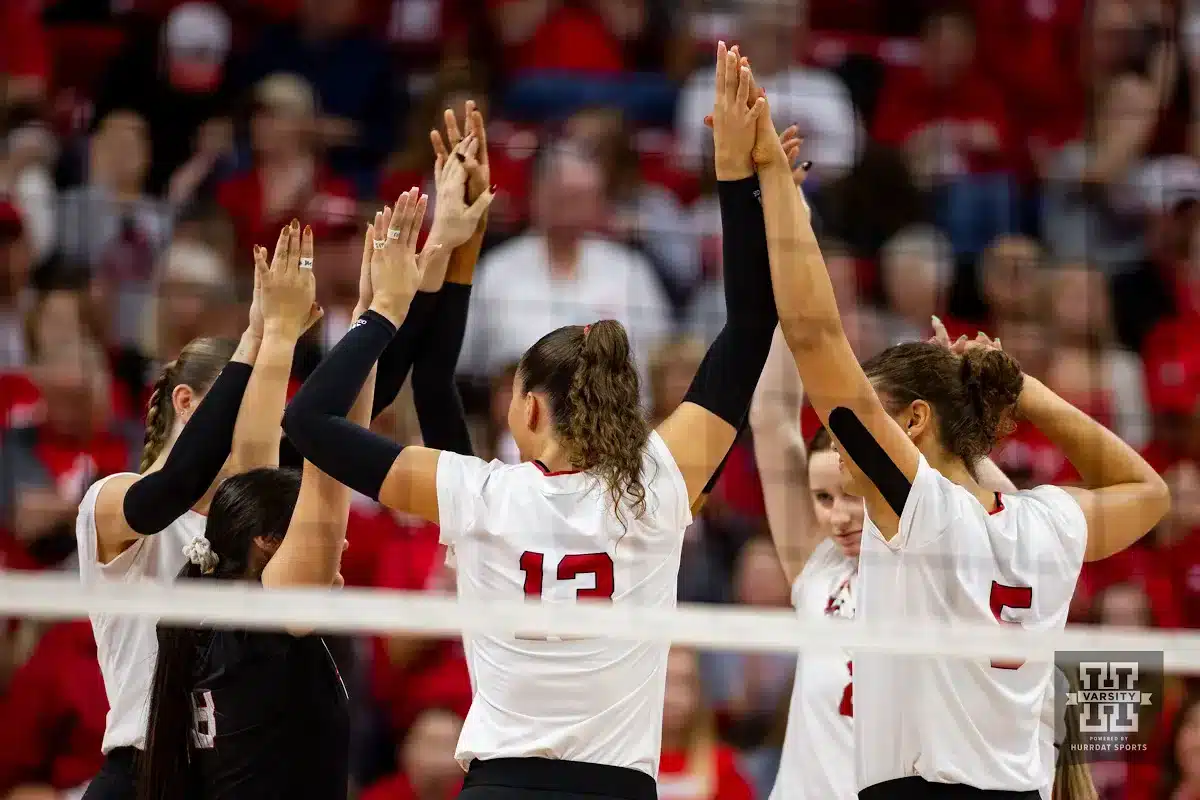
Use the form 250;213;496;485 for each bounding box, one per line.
291;218;300;229
932;315;942;326
800;161;813;171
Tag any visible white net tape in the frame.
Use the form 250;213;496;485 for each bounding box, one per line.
5;572;1200;670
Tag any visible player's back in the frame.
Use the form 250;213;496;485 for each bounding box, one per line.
188;629;350;799
436;431;692;777
76;473;207;753
855;455;1087;792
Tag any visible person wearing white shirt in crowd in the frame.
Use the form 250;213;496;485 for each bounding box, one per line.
675;0;860;182
459;142;670;391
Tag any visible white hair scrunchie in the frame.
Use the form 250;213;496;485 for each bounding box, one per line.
183;537;219;575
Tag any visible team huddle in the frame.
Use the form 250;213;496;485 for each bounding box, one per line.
72;43;1170;800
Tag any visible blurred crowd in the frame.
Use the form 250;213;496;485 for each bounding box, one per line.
4;0;1200;797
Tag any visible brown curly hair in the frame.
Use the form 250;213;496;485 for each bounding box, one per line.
862;341;1024;465
517;320;649;527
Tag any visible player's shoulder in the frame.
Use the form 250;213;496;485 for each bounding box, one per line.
1003;485;1086;527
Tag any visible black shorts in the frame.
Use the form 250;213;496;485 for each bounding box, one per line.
458;758;657;800
83;747;138;800
859;777;1040;799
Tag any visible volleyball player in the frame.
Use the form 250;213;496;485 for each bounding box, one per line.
751;325;1017;800
283;69;782;800
136;130;492;800
75;221;320;800
732;43;1170;798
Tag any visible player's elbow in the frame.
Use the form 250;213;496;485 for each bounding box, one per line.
1143;473;1171;527
777;312;845;360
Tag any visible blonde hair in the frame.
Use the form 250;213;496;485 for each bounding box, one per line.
140;337;236;472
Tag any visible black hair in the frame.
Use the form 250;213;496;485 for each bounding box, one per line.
138;468;301;800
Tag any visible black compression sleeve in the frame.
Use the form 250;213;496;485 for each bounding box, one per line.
371;291;439;419
283;311;405;501
122;360;253;536
682;177;777;427
411;282;474;456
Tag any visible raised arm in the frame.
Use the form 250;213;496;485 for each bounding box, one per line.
283;189;493;524
750;326;820;585
749;55;919;537
92;230;313;561
227;223;321;475
263;226;378;592
655;43;778;506
412;104;491;456
1018;373;1168;561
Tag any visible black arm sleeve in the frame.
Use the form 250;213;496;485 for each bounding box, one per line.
411;282;474;456
282;311;406;502
371;291;439;418
122;360;253;536
682;177;777;427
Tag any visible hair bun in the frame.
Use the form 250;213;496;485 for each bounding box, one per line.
960;347;1023;448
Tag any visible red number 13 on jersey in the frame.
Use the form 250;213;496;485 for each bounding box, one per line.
520;551;615;600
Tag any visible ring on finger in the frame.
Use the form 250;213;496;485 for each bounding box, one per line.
299;257;314;270
372;239;387;250
387;229;403;240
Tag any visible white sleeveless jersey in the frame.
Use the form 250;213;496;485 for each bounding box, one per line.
855;455;1087;792
436;431;691;776
771;539;857;800
76;473;207;753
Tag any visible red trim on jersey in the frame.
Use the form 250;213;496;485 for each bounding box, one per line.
988;492;1004;515
531;459;581;476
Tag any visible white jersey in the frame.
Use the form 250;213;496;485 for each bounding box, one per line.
855;455;1086;792
436;431;691;777
76;473;207;753
771;539;858;800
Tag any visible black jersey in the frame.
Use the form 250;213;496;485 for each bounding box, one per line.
188;629;349;800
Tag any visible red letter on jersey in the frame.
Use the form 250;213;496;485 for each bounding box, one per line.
520;551;615;600
989;581;1033;669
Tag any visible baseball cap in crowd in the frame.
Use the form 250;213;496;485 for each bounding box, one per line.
163;2;232;93
254;73;318;119
1137;155;1200;215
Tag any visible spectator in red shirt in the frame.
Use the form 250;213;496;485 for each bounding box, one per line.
0;281;133;569
361;707;463;800
216;73;356;258
1162;691;1200;800
0;622;106;798
658;648;755;800
0;0;50;106
370;525;471;739
873;4;1016;255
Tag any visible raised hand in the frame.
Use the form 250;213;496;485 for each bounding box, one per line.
369;190;429;326
430;134;495;249
712;41;767;181
431;100;490;203
254;221;321;340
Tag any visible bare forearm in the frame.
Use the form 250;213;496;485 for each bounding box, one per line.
757;160;843;343
1017;376;1159;489
229;328;262;366
445;213;488;286
230;329;296;471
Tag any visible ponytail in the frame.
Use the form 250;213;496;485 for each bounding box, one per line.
518;321;650;527
138;563;204;800
141;361;177;472
960;346;1023;456
139;337;238;474
1052;667;1099;800
566;320;649;526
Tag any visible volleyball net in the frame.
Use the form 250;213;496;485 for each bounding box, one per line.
5;571;1200;672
